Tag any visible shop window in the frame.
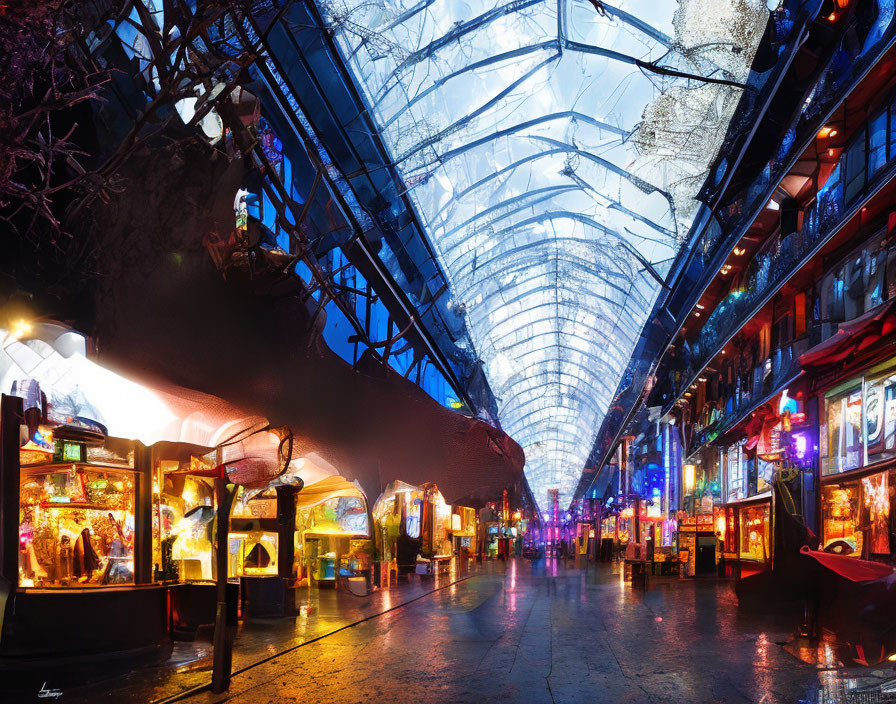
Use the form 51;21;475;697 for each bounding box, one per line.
738;504;770;561
862;472;890;555
822;482;861;555
822;388;864;475
843;127;867;204
869;110;888;177
229;487;279;577
154;460;216;582
295;493;370;586
19;428;135;588
771;312;792;351
756;458;774;494
868;372;896;459
725;443;746;502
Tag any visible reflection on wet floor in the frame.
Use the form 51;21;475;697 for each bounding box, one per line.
176;560;896;704
18;560;896;703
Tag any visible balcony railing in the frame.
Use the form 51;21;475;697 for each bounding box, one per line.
696;8;896;269
673;96;896;408
689;337;808;452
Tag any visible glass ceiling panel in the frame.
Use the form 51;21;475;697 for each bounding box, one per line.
321;0;766;511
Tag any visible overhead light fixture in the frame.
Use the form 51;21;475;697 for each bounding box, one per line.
696;303;705;309
828;148;835;157
694;312;701;317
684;392;692;397
9;319;32;341
698;377;707;383
733;247;746;256
827;12;837;21
721;350;726;354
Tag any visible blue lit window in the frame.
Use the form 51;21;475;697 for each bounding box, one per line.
868;111;888;177
843;127;866;204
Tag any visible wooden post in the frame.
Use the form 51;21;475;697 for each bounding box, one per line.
277;485;297;614
211;470;235;694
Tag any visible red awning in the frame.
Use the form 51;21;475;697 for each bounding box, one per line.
800;546;895;582
800;299;896;368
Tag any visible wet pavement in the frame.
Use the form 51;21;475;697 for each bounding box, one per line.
6;565;491;704
173;560;869;704
12;559;896;703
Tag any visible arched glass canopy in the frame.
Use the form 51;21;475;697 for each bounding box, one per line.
322;0;766;510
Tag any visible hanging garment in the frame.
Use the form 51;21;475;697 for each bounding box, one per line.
73;528;101;579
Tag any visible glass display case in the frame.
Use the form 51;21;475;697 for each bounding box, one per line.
229;487;279;577
738;504;770;562
228;532;278;577
295;493;370;587
18;428;136;588
821;482;861;556
862;471;890;555
156;468;216;582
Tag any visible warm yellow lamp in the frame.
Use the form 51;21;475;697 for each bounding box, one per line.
683;464;696;494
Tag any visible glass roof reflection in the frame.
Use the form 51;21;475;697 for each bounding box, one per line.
322;0;765;510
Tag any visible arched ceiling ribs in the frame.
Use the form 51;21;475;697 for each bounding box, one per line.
403;110;630;174
380;0;544;98
574;0;673;47
437;184;581;240
445;216;643;279
470;280;638;325
430;147;572;224
395;53;562;165
343;0;436;63
495;360;619;407
453;254;640;308
483;318;644;363
525;135;678;229
327;0;766;511
448;233;638;281
379;41;558;126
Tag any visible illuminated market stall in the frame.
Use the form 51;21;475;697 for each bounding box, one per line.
0;324;275;659
293;474;371;592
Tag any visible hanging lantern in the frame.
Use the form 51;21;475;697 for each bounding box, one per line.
835;0;849;8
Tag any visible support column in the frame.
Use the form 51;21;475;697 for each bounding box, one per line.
133;442;152;584
277;485;298;614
